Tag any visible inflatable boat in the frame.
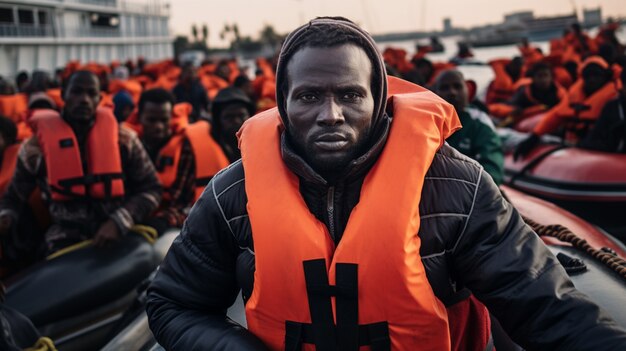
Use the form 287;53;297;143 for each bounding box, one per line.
504;145;626;240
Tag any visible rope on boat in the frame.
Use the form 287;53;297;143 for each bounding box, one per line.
24;337;58;351
45;224;157;260
522;215;626;281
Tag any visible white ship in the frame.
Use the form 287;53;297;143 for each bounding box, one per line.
0;0;172;78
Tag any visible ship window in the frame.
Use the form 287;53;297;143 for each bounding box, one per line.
90;12;120;28
38;11;48;25
18;9;34;25
0;8;14;24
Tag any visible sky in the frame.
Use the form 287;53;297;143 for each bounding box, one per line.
168;0;626;47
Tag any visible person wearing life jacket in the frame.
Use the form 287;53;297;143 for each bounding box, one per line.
136;88;196;233
209;87;255;163
0;116;19;196
172;64;210;121
490;61;566;123
435;70;504;185
579;67;626;153
0;71;161;254
146;17;626;351
566;23;598;57
515;56;619;159
485;57;525;104
518;38;543;66
112;90;135;123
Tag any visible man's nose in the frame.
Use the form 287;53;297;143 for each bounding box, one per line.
317;98;344;126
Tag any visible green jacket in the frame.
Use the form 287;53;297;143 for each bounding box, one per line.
447;107;504;184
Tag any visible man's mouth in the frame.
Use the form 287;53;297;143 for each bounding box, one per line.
314;134;349;151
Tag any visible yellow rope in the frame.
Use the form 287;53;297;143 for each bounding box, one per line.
129;224;158;244
45;224;158;260
23;337;58;351
46;240;93;260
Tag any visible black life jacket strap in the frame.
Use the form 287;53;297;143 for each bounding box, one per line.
283;259;390;351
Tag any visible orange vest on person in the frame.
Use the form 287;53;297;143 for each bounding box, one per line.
239;77;460;351
486;59;526;104
185;120;229;201
31;108;124;201
533;79;619;139
144;104;191;200
0;94;28;122
0;144;20;196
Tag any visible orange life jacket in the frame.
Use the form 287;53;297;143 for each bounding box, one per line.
486;59;525;104
154;133;186;199
533;79;619;139
32;108;124;201
46;88;65;109
142;104;192;200
0;94;28;123
185;120;229;201
239;77;459;351
0;144;20;196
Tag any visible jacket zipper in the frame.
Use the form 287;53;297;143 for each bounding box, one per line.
327;186;335;241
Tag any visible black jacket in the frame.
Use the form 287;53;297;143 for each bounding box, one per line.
146;123;626;350
579;97;626;153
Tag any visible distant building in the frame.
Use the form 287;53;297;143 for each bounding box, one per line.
0;0;172;78
504;11;534;26
443;18;452;33
583;8;602;28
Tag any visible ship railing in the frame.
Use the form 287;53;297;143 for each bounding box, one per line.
62;0;170;16
64;27;122;37
0;24;54;37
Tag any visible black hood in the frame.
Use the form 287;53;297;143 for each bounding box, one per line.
274;17;389;139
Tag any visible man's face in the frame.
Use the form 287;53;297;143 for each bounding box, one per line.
140;101;172;144
583;65;608;96
63;74;101;122
533;69;553;91
219;103;250;140
284;44;375;175
435;72;468;113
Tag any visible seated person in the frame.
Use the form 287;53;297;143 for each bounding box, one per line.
485;57;525;104
208;87;256;162
137;89;196;232
0;116;19;195
492;61;566;122
579;68;626;153
0;71;161;254
515;56;618;158
434;70;504;184
175;87;255;202
172;64;210;121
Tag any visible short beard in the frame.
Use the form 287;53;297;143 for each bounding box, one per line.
287;128;371;181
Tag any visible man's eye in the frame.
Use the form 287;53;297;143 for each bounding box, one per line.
342;92;361;101
298;93;318;102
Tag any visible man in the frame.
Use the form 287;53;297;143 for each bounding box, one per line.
146;18;626;350
0;116;19;196
509;61;565;116
209;87;255;162
137;88;196;232
434;69;504;185
172;64;210;121
515;56;618;159
579;68;626;153
0;71;161;253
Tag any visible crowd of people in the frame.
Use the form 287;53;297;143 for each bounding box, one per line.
0;15;625;351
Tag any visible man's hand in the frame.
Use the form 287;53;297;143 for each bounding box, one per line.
93;219;121;247
0;215;13;236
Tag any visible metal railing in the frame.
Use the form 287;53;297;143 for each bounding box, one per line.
0;24;54;37
62;0;170;16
